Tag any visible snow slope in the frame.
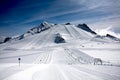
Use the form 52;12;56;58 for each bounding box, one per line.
0;22;120;80
0;36;6;43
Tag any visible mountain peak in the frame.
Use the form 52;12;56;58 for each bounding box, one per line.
41;21;49;26
1;22;119;44
77;23;96;35
65;22;71;25
106;34;120;41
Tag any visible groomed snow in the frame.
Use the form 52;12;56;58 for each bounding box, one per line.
0;24;120;80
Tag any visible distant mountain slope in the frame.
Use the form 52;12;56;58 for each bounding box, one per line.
77;23;96;35
106;34;120;41
0;21;120;80
0;36;6;44
14;21;52;40
1;22;119;44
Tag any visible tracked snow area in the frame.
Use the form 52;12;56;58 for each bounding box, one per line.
0;24;120;80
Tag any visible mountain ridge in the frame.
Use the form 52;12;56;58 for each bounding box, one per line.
0;22;120;44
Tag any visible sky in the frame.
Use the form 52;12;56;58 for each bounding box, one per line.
0;0;120;37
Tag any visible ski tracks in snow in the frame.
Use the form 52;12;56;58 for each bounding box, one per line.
57;65;102;80
21;28;52;49
32;64;120;80
65;25;80;39
33;48;53;64
72;65;120;80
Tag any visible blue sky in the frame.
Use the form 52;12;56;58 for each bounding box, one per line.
0;0;120;37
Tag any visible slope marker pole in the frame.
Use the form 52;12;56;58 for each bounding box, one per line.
18;58;21;67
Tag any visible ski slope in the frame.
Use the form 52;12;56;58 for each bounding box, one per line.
0;23;120;80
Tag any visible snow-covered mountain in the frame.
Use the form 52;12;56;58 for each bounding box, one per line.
1;22;119;44
0;22;120;80
0;36;6;44
77;23;96;35
106;34;120;41
13;21;52;40
93;33;120;42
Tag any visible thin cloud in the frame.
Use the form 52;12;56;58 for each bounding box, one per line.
0;0;120;36
22;0;120;24
95;27;120;38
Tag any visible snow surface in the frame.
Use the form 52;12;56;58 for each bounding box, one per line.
0;23;120;80
0;36;6;43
